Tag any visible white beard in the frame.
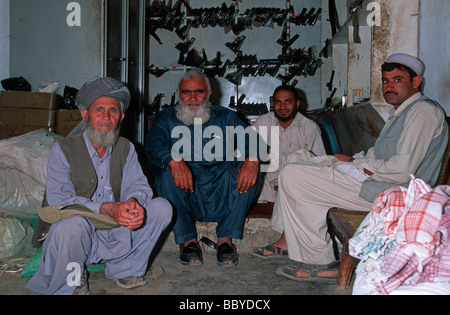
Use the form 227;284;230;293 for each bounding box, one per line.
175;99;212;126
85;118;121;148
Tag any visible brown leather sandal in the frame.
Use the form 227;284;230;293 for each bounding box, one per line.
276;261;339;284
113;276;147;289
106;274;147;289
251;243;288;259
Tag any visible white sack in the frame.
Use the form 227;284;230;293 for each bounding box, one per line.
0;129;62;186
0;168;45;221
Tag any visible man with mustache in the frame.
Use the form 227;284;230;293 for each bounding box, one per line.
260;54;448;283
27;77;172;295
251;85;326;259
145;70;260;267
254;85;326;205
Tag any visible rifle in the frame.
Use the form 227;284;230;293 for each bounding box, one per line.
325;88;337;108
328;0;340;36
327;70;335;91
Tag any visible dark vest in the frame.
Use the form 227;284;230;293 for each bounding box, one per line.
32;134;130;248
58;134;130;202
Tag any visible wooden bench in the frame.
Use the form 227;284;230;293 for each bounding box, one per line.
327;209;367;289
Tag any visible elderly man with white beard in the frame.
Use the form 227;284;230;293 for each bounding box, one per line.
145;70;261;267
27;77;173;295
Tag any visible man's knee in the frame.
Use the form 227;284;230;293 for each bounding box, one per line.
147;197;173;225
155;168;175;187
48;216;93;245
279;164;300;187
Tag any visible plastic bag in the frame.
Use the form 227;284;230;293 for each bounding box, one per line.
0;168;45;221
63;85;79;110
38;81;60;94
0;217;36;262
0;129;62;186
1;76;32;91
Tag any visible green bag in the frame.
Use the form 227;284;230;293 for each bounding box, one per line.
0;217;36;263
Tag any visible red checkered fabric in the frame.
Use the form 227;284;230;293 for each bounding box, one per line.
372;186;408;237
372;176;450;294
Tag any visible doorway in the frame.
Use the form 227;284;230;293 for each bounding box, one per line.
105;0;146;145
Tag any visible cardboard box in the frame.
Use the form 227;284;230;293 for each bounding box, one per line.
0;108;56;127
0;91;62;110
0;91;63;139
0;125;54;140
56;109;82;127
56;109;82;136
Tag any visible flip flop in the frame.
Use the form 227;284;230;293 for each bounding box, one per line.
276;261;339;284
251;243;288;259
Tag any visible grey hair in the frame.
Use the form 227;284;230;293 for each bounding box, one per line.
177;70;211;93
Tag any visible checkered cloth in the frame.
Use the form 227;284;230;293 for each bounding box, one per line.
372;185;408;238
377;177;450;294
398;180;449;257
373;176;448;257
379;213;450;294
350;175;450;294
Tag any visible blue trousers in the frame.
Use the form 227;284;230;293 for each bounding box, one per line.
26;197;172;295
155;161;260;244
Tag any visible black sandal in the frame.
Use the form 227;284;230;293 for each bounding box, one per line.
179;241;203;266
217;242;239;266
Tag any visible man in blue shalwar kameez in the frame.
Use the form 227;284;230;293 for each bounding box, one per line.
26;77;172;295
145;71;260;266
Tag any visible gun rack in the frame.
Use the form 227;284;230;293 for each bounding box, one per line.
146;0;325;119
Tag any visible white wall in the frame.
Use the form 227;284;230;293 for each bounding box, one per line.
9;0;104;92
0;0;10;90
419;0;450;115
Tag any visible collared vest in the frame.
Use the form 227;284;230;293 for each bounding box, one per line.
58;133;130;202
359;96;448;203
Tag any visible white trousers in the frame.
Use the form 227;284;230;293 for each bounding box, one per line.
271;152;372;265
257;171;279;203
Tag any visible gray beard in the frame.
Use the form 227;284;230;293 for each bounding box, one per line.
175;99;212;126
85;118;121;148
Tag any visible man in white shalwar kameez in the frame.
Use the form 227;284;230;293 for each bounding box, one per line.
256;54;448;283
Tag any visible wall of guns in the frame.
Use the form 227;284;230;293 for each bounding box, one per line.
146;0;326;119
147;0;322;86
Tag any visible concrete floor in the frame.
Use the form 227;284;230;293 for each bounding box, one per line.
0;247;353;296
0;217;353;297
